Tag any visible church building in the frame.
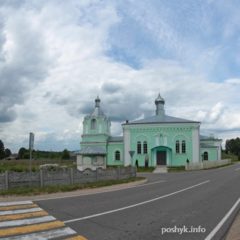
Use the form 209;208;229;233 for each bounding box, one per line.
77;94;222;170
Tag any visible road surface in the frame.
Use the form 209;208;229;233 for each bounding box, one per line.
33;163;240;240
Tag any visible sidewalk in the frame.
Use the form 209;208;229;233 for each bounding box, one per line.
225;211;240;240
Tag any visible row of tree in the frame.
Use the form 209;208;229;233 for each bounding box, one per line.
18;148;70;160
0;140;12;160
0;139;71;160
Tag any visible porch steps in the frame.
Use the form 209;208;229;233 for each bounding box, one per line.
153;166;168;173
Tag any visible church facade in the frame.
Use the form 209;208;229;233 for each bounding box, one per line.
77;95;222;170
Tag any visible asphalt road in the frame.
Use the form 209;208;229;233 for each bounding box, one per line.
36;163;240;240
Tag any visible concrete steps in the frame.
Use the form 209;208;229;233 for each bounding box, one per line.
153;166;168;173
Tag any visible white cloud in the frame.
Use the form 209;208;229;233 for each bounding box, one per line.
0;0;240;152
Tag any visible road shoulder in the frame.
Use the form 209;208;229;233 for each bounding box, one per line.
225;211;240;240
0;178;147;202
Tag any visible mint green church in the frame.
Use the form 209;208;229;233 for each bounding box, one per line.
77;94;222;170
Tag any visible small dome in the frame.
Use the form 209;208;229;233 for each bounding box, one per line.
95;96;101;108
95;96;100;103
155;93;165;104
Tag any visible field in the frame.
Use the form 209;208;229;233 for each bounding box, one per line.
0;159;76;172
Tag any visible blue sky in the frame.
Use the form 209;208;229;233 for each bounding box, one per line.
107;0;240;81
0;0;240;152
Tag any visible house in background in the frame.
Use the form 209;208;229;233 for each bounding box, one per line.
77;94;222;170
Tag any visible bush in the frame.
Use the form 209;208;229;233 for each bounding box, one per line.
137;167;155;172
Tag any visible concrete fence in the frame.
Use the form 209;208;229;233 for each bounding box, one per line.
185;159;231;171
0;167;136;191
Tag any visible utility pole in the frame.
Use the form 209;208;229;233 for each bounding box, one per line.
29;132;34;185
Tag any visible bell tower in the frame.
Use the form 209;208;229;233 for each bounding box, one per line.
82;96;111;139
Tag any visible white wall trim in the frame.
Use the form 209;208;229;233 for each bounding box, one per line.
123;128;131;166
192;126;200;163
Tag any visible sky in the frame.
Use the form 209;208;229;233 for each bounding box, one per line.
0;0;240;152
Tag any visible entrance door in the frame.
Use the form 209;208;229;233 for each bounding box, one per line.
157;151;167;165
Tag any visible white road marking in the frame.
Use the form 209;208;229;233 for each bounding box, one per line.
0;207;42;216
0;201;33;207
205;197;240;240
0;215;56;228
234;167;240;171
3;227;76;240
36;179;166;202
64;180;210;223
135;180;166;187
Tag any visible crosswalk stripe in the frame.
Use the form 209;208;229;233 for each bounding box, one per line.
0;207;42;216
0;210;48;221
2;227;77;240
65;236;88;240
0;204;38;211
0;201;33;207
0;201;88;239
0;220;65;237
0;215;56;228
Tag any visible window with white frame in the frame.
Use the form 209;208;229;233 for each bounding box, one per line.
137;141;141;154
176;140;180;153
182;140;186;153
143;141;148;154
91;119;97;129
115;151;120;161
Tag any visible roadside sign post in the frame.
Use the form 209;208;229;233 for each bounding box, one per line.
29;132;34;185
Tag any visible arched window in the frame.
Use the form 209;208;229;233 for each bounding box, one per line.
176;140;180;153
143;141;148;154
91;119;96;129
115;151;120;161
182;140;186;153
137;141;141;154
203;151;208;160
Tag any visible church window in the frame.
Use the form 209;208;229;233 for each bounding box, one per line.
115;151;120;161
91;119;97;129
143;141;148;154
203;151;208;160
176;140;180;153
182;140;186;153
137;141;141;154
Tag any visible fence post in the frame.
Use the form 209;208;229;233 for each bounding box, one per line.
5;171;9;190
40;169;44;187
70;168;74;185
132;166;136;177
117;166;120;180
96;168;98;181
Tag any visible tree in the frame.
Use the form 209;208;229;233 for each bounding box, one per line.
18;147;27;159
62;149;70;160
4;148;12;158
0;140;5;160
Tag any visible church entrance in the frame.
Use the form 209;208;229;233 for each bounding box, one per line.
157;151;167;165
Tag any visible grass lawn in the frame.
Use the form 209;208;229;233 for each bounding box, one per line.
137;167;155;172
222;152;239;162
0;177;145;196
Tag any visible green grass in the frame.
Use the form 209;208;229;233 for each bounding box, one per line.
167;166;186;172
137;167;155;172
0;159;76;173
0;177;145;196
222;152;239;162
